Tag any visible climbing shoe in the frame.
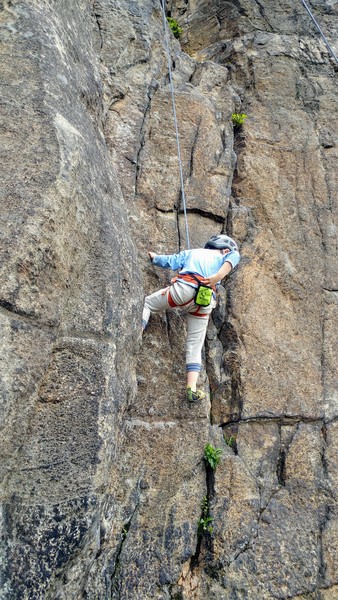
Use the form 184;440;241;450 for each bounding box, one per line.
186;387;206;403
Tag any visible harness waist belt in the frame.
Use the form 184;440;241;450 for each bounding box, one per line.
174;272;216;293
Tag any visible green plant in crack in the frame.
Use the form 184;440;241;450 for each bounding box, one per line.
204;443;222;471
197;496;213;536
231;112;248;126
167;16;183;38
224;434;236;449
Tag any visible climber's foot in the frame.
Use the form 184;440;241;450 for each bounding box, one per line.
186;387;206;403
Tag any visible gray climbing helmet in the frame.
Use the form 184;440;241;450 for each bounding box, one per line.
205;234;239;252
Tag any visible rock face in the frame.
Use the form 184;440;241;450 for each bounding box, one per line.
0;0;337;598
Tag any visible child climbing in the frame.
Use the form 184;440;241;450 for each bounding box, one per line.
142;234;240;402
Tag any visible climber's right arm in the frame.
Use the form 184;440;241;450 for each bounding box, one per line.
148;250;187;271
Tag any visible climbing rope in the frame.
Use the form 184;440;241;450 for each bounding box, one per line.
160;0;191;250
159;0;336;251
300;0;338;64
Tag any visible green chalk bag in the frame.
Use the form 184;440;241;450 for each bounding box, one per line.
195;284;213;306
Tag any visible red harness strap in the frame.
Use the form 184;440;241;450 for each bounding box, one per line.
167;289;194;308
189;306;209;318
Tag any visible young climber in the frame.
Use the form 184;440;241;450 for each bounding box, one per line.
142;234;240;402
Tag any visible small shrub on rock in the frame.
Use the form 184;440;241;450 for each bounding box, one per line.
167;17;183;38
204;443;222;470
231;113;248;126
197;496;213;536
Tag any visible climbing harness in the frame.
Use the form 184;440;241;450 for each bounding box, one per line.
300;0;338;64
160;0;191;249
172;273;214;306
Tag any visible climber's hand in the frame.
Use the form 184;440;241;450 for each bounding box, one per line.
201;275;217;287
148;251;157;261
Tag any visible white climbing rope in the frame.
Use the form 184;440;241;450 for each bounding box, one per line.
300;0;338;64
160;0;191;250
159;0;337;250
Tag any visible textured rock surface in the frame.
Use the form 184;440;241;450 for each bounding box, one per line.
0;0;337;598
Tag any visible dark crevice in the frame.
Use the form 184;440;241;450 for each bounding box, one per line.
155;205;225;224
165;312;174;350
320;423;328;477
0;300;60;334
1;302;113;341
183;207;225;223
318;504;331;586
251;0;275;32
205;460;215;500
92;6;104;50
230;486;282;567
110;501;139;599
228;370;242;422
207;117;244;426
233;128;246;154
189;528;203;570
215;318;243;423
124;156;137;166
276;448;286;486
247;56;256;91
226;197;234;236
155;206;176;214
190;458;215;570
188;62;197;84
222;414;325;428
221;127;227;153
0;299;33;319
276;423;287;486
258;487;281;524
135;84;157;195
228;539;254;566
223;426;238;455
188;117;201;177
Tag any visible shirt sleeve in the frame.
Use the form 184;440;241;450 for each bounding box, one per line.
223;250;240;270
152;250;188;271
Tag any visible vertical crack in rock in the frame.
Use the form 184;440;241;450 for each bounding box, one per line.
190;457;214;571
188;116;201;178
92;5;104;50
318;504;331;587
251;0;274;31
317;422;331;589
110;508;138;599
165;310;175;350
228;537;255;566
135;87;156;196
276;423;287;487
320;423;328;476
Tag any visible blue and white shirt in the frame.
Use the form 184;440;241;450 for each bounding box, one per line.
152;248;240;286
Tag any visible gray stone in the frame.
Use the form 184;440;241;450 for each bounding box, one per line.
0;0;337;597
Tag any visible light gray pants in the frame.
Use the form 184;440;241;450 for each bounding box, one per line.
142;282;215;372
